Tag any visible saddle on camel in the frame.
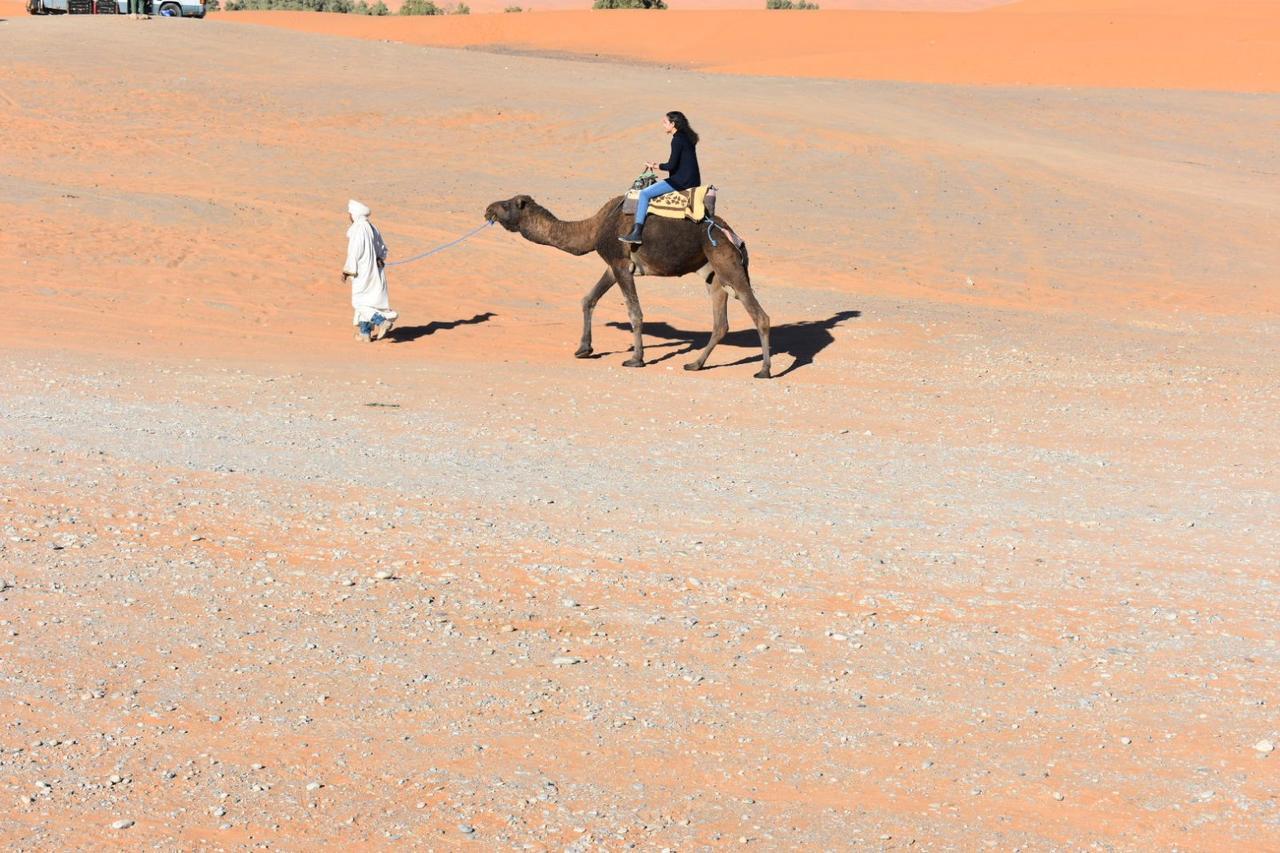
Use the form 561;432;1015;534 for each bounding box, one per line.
620;170;745;256
622;170;717;222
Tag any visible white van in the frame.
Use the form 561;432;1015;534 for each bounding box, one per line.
27;0;207;17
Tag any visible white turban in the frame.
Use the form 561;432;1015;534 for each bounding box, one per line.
348;199;371;218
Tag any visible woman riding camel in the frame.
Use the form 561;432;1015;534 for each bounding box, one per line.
620;111;701;246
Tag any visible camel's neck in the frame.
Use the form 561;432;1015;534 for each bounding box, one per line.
519;201;611;257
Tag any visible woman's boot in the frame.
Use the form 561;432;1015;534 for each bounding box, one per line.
619;220;645;245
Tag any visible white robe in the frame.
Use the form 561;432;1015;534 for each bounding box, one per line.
344;216;398;324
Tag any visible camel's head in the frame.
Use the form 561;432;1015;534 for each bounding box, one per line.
484;195;536;232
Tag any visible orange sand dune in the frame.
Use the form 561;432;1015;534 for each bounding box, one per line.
219;0;1280;91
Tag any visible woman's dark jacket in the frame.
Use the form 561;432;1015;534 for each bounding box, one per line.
660;131;701;191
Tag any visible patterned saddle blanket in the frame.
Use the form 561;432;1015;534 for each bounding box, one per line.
623;184;717;221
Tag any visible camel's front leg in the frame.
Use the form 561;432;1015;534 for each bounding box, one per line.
576;268;616;358
685;279;729;372
614;266;646;368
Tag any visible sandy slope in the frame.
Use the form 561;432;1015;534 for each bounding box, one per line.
2;9;1279;850
9;0;1277;89
211;0;1280;90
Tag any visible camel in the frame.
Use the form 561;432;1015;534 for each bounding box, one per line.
484;194;772;378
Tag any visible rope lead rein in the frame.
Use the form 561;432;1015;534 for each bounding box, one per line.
384;220;495;268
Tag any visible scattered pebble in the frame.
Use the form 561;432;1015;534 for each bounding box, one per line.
110;819;135;830
552;656;583;666
1254;740;1274;754
374;570;393;580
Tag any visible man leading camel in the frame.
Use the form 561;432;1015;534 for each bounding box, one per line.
342;199;398;342
620;111;701;246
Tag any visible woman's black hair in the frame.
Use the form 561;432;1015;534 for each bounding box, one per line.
666;111;699;146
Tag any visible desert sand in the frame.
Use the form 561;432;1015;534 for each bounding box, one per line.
2;1;1279;848
215;0;1280;90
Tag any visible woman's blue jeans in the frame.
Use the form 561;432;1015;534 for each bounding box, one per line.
635;180;674;225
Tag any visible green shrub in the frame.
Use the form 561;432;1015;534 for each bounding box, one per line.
766;0;818;7
399;0;443;13
503;3;521;9
593;0;666;8
227;0;306;9
451;1;468;11
222;0;393;11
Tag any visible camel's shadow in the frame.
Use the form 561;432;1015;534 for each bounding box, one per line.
386;312;496;343
605;309;860;377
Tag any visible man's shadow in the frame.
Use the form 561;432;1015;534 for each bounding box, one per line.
386;312;496;343
606;309;860;377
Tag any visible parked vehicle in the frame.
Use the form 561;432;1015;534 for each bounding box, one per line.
27;0;206;17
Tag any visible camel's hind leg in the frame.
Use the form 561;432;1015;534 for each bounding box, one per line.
739;284;772;378
575;268;616;358
712;256;772;378
684;268;730;372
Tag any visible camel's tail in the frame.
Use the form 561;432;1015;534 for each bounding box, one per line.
726;230;749;274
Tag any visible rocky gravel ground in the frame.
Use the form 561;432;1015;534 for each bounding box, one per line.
3;292;1278;849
